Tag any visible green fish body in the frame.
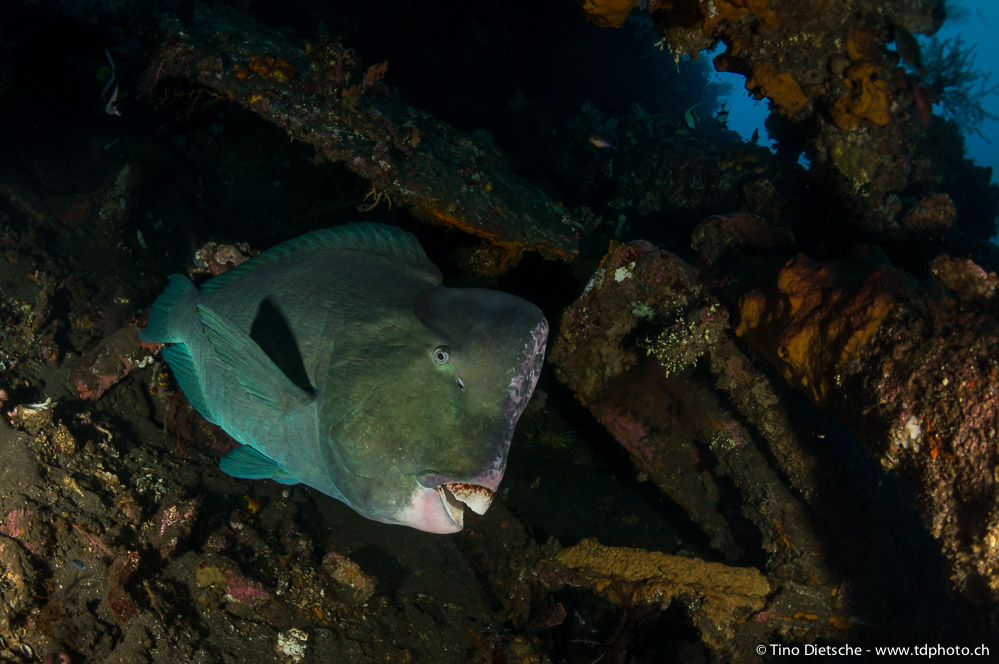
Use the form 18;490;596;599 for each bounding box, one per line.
141;223;547;533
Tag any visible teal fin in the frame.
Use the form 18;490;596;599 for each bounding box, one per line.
161;343;212;420
220;445;297;483
201;223;438;294
141;274;195;343
197;304;312;414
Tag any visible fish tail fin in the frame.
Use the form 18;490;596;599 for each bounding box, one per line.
141;274;196;343
142;275;212;420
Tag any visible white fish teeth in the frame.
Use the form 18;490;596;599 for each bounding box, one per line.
436;486;464;526
442;482;494;515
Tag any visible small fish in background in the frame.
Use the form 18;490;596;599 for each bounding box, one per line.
716;102;730;129
684;100;705;129
909;77;934;127
893;27;924;76
141;223;548;534
750;127;760;144
101;48;121;116
588;134;616;150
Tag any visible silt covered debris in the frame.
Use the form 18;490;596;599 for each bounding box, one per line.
145;4;581;267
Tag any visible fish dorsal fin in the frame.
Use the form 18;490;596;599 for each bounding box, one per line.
197;304;313;414
201;223;435;293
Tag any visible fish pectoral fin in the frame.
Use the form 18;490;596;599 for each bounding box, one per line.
197;304;312;414
219;445;298;484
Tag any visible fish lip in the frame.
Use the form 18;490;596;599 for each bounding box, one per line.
436;482;495;526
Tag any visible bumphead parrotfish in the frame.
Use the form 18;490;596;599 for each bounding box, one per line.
141;223;548;533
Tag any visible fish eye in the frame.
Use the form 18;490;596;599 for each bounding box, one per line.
431;345;450;365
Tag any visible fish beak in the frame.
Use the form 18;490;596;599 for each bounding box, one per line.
436;482;494;527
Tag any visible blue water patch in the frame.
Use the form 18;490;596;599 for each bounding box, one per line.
704;44;774;152
923;0;999;185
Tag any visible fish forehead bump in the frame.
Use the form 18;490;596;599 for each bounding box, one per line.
412;284;548;414
487;314;547;475
505;315;548;411
414;286;546;343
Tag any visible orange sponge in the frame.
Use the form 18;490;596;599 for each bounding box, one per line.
580;0;637;27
